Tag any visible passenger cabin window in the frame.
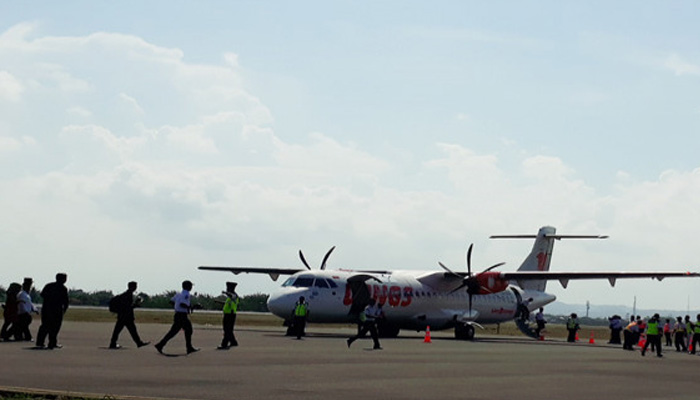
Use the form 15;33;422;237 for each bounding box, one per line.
314;279;330;288
282;277;295;287
292;276;314;287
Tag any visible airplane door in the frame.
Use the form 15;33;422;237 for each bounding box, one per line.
346;275;377;316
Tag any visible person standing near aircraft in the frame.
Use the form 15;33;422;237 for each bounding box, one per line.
347;298;382;350
685;315;693;351
663;319;672;347
518;298;533;322
292;296;309;340
566;313;579;343
641;313;662;357
690;314;700;355
155;280;199;355
217;282;239;349
622;316;638;350
16;278;38;341
109;281;149;349
534;308;546;338
608;315;622;344
673;316;687;352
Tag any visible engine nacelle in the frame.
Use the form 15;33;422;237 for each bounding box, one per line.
474;272;509;294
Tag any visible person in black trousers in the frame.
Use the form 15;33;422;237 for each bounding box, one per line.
109;281;149;349
35;273;69;349
155;280;199;354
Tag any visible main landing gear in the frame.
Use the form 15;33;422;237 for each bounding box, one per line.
454;323;475;341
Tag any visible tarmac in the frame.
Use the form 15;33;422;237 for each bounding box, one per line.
1;321;699;400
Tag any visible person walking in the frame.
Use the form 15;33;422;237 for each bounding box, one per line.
347;298;382;350
217;282;239;349
534;307;547;338
566;313;579;343
154;280;199;355
292;296;309;340
108;281;149;349
1;282;21;341
15;278;38;341
641;313;663;357
673;316;687;353
35;273;69;349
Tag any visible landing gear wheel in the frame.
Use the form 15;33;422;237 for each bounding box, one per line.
454;324;475;341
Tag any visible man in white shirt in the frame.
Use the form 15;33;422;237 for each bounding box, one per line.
347;298;382;350
16;278;38;341
155;280;199;355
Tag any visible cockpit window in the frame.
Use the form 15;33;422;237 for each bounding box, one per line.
282;277;295;287
314;279;330;288
292;276;314;287
326;279;338;288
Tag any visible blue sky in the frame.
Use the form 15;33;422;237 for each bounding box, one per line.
1;1;699;312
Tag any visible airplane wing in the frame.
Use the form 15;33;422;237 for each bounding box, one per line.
198;266;304;282
499;271;699;288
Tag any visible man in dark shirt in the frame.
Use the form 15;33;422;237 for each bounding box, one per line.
109;281;149;349
35;273;69;349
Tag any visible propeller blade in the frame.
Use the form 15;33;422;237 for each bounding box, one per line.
481;262;505;273
320;246;336;270
449;282;467;294
468;292;473;315
466;244;473;276
298;250;311;270
439;262;460;277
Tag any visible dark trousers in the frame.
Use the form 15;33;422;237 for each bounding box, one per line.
157;312;193;350
36;312;63;347
664;332;672;346
348;320;381;349
642;334;662;356
535;321;546;337
221;313;238;347
623;330;634;350
293;316;306;339
0;320;15;340
674;332;687;352
609;328;621;344
15;313;33;341
566;329;577;342
110;315;143;346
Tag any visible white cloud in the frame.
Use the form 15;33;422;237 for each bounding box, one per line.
664;54;700;76
0;70;24;102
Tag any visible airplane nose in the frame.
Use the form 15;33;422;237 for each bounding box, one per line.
267;289;308;318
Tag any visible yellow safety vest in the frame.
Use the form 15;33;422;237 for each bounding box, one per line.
223;297;239;314
294;303;308;317
646;321;659;335
694;322;700;334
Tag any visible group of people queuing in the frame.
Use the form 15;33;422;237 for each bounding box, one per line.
615;313;700;358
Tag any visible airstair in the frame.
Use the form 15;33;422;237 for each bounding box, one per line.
514;318;539;339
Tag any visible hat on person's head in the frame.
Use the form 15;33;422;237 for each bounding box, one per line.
226;282;238;291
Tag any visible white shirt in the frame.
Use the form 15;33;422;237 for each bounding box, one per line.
17;290;36;314
172;290;191;313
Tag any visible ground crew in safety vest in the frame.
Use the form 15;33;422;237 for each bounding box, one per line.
641;313;662;357
690;314;700;355
217;282;239;349
292;296;309;340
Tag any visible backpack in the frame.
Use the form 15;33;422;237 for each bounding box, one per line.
109;294;122;313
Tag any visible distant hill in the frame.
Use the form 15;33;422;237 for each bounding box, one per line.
545;301;700;319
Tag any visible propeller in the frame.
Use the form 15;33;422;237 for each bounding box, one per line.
298;246;336;270
438;244;505;315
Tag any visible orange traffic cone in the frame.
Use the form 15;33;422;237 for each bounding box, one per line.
638;334;646;347
588;331;595;344
689;343;693;353
575;332;579;342
538;333;545;341
424;326;432;343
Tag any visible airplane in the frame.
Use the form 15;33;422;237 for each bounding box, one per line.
199;226;699;340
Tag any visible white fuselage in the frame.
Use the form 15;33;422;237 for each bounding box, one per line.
266;269;556;331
